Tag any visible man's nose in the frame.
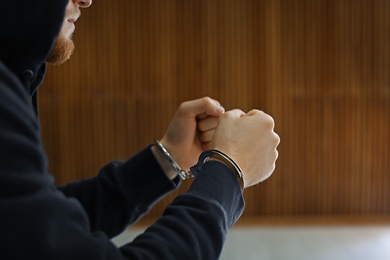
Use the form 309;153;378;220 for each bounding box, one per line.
73;0;92;8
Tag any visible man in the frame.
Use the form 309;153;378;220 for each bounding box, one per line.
0;0;279;259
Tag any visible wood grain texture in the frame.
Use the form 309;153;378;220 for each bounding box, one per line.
39;0;390;221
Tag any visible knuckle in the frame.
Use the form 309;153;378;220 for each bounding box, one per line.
273;133;280;146
262;114;275;129
228;108;245;117
178;101;189;111
201;96;212;105
250;109;262;115
221;110;235;118
274;149;279;160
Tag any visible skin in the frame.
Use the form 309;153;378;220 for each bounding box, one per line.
56;0;280;189
156;98;280;189
46;0;92;65
211;109;280;187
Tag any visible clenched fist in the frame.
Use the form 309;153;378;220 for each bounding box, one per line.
211;109;280;188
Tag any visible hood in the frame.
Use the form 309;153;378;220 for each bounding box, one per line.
0;0;68;93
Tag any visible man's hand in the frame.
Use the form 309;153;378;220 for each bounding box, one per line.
212;109;280;188
159;97;225;171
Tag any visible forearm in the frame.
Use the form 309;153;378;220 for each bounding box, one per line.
59;145;180;237
2;162;243;260
120;161;245;259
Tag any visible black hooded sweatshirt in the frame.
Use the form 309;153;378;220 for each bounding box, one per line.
0;1;244;259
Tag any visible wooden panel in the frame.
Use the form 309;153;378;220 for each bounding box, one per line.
39;0;390;221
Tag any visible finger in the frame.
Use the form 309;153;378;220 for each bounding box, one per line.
201;142;212;151
197;116;219;132
198;129;215;143
179;97;225;118
222;109;246;119
245;109;275;129
246;109;263;116
196;113;209;120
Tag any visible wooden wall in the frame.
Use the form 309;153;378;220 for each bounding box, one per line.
39;0;390;221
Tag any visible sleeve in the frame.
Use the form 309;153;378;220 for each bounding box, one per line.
0;62;244;260
58;146;181;238
120;161;245;259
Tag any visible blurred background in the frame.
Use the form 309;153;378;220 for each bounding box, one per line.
39;0;390;258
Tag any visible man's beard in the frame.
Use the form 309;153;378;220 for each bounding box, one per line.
46;33;75;65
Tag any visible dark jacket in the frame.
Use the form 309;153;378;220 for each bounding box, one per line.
0;1;244;259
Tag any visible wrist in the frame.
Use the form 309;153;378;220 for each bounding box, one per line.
190;150;245;190
208;155;245;190
153;139;194;180
151;144;178;180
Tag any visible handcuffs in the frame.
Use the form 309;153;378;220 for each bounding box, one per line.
155;140;244;189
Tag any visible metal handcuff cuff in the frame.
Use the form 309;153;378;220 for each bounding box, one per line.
155;140;244;189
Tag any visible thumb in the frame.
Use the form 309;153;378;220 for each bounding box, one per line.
180;97;225;118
